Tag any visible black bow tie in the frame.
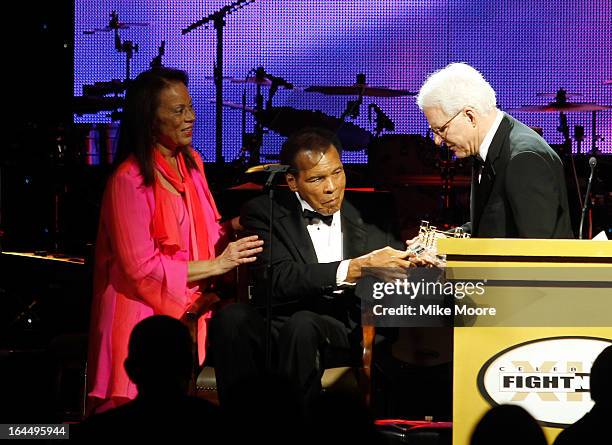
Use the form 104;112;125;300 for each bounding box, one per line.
302;209;334;226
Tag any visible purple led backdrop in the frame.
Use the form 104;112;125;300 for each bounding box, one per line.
74;0;612;163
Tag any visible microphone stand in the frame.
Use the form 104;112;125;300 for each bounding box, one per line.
254;69;265;165
245;163;289;369
110;11;138;83
261;168;286;370
236;69;260;168
149;40;165;69
579;157;597;239
339;73;367;123
368;103;395;138
182;0;256;164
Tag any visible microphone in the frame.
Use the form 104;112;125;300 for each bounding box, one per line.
245;163;290;174
578;156;597;239
368;103;395;132
255;67;293;89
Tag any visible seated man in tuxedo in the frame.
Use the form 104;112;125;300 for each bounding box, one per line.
210;127;415;407
416;62;574;238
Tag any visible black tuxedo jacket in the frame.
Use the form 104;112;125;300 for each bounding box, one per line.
240;190;402;319
469;113;574;238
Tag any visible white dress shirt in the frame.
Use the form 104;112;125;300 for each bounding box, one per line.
295;192;350;285
477;109;504;182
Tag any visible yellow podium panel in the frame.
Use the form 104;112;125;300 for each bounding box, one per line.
453;327;612;445
437;239;612;445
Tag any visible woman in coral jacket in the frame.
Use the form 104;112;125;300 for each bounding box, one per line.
86;67;263;415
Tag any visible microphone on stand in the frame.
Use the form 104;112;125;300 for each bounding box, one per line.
255;67;293;89
578;156;597;239
244;160;290;371
368;103;395;136
245;163;290;174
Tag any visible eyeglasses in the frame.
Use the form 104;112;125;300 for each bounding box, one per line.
430;109;463;138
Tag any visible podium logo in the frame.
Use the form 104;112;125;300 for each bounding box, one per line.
477;336;612;428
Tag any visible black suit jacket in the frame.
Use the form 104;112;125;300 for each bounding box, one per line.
469;113;574;238
240;190;402;320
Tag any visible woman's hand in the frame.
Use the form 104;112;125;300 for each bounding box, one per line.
211;235;264;275
187;235;264;283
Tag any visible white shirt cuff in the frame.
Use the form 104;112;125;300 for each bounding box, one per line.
335;259;355;287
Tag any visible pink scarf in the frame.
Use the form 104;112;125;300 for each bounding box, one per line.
151;148;221;261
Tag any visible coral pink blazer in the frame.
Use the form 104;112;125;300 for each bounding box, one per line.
86;156;225;411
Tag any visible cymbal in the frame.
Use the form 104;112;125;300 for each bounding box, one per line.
207;77;277;87
73;96;124;114
228;182;266;191
536;92;582;97
230;77;273;86
83;22;149;35
305;84;416;97
210;99;256;113
509;103;612;113
204;76;300;89
228;77;301;89
256;106;372;150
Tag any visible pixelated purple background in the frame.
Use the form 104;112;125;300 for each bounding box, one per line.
74;0;612;163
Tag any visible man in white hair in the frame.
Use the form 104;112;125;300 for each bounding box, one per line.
416;62;573;238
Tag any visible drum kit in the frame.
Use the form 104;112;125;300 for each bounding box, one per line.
74;11;167;164
220;69;416;167
19;4;611;259
509;87;612;154
73;10;417;167
73;11;612;173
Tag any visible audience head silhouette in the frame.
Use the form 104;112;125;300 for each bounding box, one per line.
77;316;222;442
590;344;612;405
470;404;546;445
550;345;612;445
123;315;193;396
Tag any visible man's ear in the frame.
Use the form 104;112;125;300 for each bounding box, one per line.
285;172;298;192
464;107;477;127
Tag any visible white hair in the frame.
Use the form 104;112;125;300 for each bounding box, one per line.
416;63;497;116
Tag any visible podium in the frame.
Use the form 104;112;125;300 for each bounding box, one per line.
436;239;612;444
